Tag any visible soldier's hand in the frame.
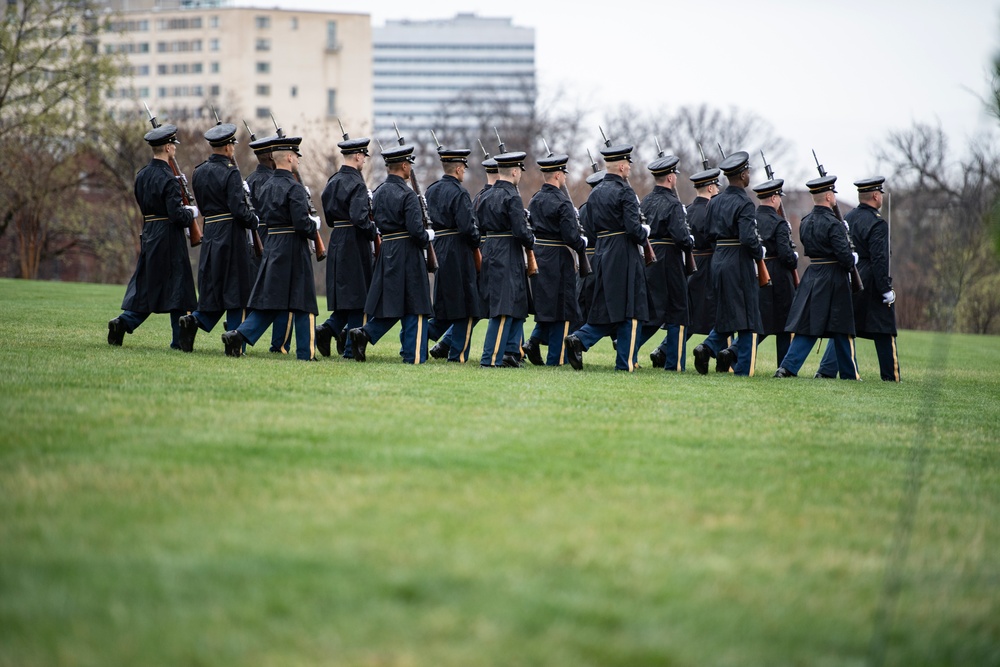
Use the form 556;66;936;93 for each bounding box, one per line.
304;185;312;198
853;252;859;265
882;289;896;305
641;224;651;236
184;205;200;219
760;246;767;260
794;251;799;261
580;235;588;246
242;180;251;195
425;229;436;242
308;214;321;231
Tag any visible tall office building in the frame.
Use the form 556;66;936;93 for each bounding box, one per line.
100;0;373;142
372;13;535;134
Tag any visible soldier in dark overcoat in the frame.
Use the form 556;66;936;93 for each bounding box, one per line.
685;168;722;338
638;154;693;372
690;151;765;377
177;121;259;352
221;135;320;360
425;145;482;363
564;144;650;372
775;174;860;379
348;144;434;364
573;169;605;332
108;124;198;349
477;150;535;368
753;178;798;366
315;136;376;359
522;152;586;366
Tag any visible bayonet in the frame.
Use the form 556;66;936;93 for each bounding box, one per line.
542;137;552;157
587;148;598;173
654;136;664;157
718;143;727;160
812;149;826;177
211;105;221;125
392;121;405;146
143;101;159;129
698;142;709;170
337;117;349;141
761;150;774;181
478;138;490;159
599;125;611;147
270;113;283;138
243;119;256;142
494;127;505;153
430;129;442;150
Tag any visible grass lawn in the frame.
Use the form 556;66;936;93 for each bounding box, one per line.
0;277;998;667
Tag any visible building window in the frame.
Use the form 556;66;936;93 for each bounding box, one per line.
191;62;202;74
210;61;220;74
255;38;270;51
256;107;271;119
290;85;297;98
326;88;336;116
256;61;270;74
210;38;219;51
157;86;167;97
136;64;149;76
255;16;270;29
157;64;168;75
326;21;338;50
138;86;149;98
210;85;220;96
138;42;148;53
291;17;298;30
210;16;219;29
256;84;270;96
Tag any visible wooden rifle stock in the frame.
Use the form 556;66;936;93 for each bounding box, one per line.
684;248;697;276
168;156;202;247
756;257;772;288
473;246;482;274
292;168;326;261
408;170;438;273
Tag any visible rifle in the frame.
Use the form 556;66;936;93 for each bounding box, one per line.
601;125;656;266
270;114;326;261
393;122;437;273
698;142;710;171
494;127;538;277
719;143;770;287
340;117;380;260
144;102;201;247
654;135;697;276
542;138;591;277
760;149;799;288
813;149;863;293
216;116;263;259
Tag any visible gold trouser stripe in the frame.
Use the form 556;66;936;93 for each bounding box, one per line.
308;313;316;360
491;316;507;366
627;319;638;372
241;309;246;325
748;332;758;377
363;312;369;326
557;321;570;366
891;336;900;382
459;317;473;364
675;325;685;372
849;336;860;380
281;313;293;353
414;315;424;364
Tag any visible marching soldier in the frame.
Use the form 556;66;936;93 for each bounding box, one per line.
107;123;198;349
477;150;535;368
177;120;259;352
574;168;605;331
691;151;765;377
315;134;377;359
425;143;482;363
348;144;434;364
639;154;693;372
564;143;650;372
753;177;798;366
683;167;722;344
220;134;321;360
816;176;899;380
522;152;587;366
774;173;860;379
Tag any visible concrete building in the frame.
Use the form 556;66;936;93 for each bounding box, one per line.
100;0;373;142
372;13;535;134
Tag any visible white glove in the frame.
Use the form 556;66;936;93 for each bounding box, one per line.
580;235;588;246
689;235;695;246
242;180;251;195
641;224;651;235
794;252;799;261
308;214;321;231
853;252;859;265
882;289;896;305
760;246;767;260
304;185;312;198
184;205;200;218
425;229;436;242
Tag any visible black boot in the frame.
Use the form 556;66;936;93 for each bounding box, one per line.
693;344;711;375
649;346;666;369
107;318;126;346
349;328;369;362
315;323;333;357
565;335;584;371
178;314;198;353
523;337;544;366
221;330;245;358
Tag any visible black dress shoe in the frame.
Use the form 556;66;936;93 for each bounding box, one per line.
335;329;347;356
107;317;126;346
348;328;368;362
178;314;198;352
501;353;523;368
774;367;796;378
693;344;711;375
716;348;734;373
565;334;584;370
814;372;835;379
649;347;666;369
315;323;333;357
429;340;450;359
221;330;244;358
523;338;544;366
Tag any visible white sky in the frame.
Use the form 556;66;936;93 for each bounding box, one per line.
247;0;999;203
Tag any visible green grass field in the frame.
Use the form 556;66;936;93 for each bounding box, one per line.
1;278;998;667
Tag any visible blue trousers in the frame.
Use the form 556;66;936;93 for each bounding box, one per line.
649;324;688;371
818;334;896;380
480;315;525;367
238;309;315;360
781;334;859;379
320;309;364;358
363;314;429;364
529;321;574;366
572;319;642;371
194;308;245;333
430;317;478;363
699;329;758;376
118;310;185;349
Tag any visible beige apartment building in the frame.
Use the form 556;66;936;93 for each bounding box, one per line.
101;2;373;145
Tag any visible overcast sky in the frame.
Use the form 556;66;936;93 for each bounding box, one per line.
248;0;998;203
